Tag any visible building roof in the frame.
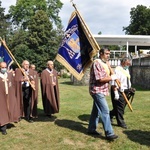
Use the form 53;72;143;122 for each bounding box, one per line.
93;35;150;46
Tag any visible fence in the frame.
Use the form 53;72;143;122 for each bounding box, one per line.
109;59;121;67
132;56;150;66
131;56;150;89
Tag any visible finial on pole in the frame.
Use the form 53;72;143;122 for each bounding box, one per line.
70;0;73;5
70;0;77;10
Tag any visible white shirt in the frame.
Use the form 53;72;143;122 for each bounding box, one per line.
113;66;131;90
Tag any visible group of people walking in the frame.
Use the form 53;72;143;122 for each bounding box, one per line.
0;60;60;135
88;47;134;141
0;47;133;142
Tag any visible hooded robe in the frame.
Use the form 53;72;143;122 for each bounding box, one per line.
0;72;19;126
40;68;59;115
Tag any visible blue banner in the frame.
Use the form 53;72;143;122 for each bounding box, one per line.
0;44;13;68
56;11;98;80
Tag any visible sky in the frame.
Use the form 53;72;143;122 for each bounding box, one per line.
1;0;150;35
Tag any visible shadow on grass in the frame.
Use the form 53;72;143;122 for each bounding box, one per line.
55;119;87;133
33;108;57;122
59;81;73;85
78;114;102;123
123;130;150;147
7;123;16;129
132;85;150;91
78;114;90;122
55;119;105;140
59;80;85;86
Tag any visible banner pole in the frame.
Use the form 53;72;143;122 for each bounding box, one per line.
70;2;133;111
0;38;35;90
71;2;100;54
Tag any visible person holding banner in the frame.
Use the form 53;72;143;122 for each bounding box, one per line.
15;60;36;123
40;60;60;118
88;48;118;141
110;57;132;129
0;62;19;135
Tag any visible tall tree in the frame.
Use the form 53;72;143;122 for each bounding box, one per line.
123;5;150;35
0;1;10;38
10;10;63;72
7;0;64;72
27;10;61;71
8;29;30;64
9;0;63;30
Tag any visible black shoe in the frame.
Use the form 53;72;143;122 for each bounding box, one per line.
27;119;34;123
87;130;101;135
26;116;34;123
118;124;127;129
46;114;52;118
106;134;118;141
2;131;7;135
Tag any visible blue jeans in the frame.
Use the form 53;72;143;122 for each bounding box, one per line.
88;93;114;136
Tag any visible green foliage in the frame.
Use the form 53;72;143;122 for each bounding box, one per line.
0;1;10;37
123;5;150;35
61;73;70;78
27;10;62;72
108;45;120;50
9;0;63;29
98;31;102;35
6;1;64;72
7;29;30;65
54;60;65;71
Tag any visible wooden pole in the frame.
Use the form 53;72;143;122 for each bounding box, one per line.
0;38;35;90
108;65;133;112
71;2;100;55
70;2;133;111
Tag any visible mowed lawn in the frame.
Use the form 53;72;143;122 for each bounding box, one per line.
0;78;150;150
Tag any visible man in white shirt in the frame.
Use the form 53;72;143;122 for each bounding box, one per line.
110;57;131;129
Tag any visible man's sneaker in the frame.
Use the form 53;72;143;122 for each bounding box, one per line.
106;134;118;141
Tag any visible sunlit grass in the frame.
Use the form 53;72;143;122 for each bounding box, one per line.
0;78;149;150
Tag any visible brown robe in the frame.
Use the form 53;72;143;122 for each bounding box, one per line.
31;70;39;117
0;72;19;126
40;68;59;115
15;68;38;118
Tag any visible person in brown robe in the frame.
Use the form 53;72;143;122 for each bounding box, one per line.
30;64;39;118
40;60;60;117
15;60;37;122
0;62;19;135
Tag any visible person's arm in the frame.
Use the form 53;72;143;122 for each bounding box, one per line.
99;74;117;83
99;76;112;83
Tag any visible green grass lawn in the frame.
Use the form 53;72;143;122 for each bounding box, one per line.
0;78;150;150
